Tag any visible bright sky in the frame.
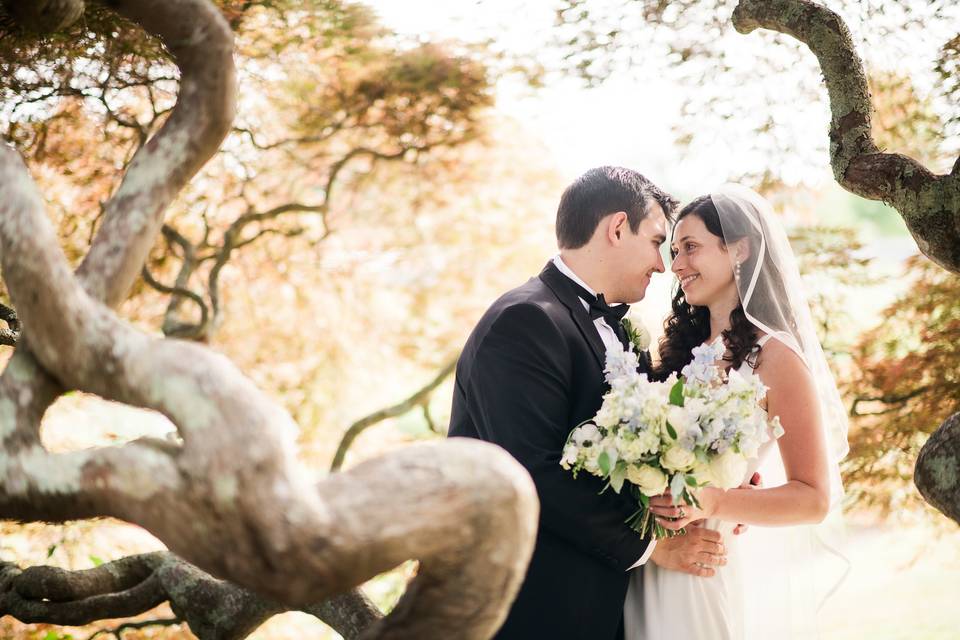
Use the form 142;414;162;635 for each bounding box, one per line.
366;0;831;195
367;0;920;327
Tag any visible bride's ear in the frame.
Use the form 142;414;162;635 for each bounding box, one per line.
730;237;751;264
607;211;629;244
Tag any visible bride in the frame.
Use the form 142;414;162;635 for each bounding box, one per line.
624;185;849;639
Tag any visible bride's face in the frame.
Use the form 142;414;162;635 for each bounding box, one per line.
669;214;736;308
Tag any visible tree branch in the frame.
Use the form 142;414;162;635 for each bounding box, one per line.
140;265;210;340
88;617;183;640
75;0;237;308
0;3;538;636
915;412;960;522
331;359;458;471
732;0;960;273
849;386;931;417
0;301;19;346
0;139;536;635
1;0;85;34
1;551;381;640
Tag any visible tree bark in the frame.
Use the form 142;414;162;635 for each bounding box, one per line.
0;551;382;640
732;0;960;526
733;0;960;275
0;1;539;637
915;412;960;523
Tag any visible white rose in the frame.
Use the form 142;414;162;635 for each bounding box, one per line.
627;464;669;497
661;445;696;472
690;461;713;486
709;449;749;490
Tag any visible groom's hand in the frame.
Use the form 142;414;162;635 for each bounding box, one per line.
650;526;726;577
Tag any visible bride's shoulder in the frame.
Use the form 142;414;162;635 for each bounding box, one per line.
754;337;811;387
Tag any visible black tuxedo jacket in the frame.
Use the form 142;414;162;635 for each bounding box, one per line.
448;261;653;640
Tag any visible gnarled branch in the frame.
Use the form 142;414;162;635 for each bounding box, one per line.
0;551;381;640
0;301;19;346
75;0;236;308
0;142;537;631
733;0;960;274
915;412;960;522
0;4;538;638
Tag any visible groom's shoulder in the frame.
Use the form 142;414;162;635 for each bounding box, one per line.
469;276;566;339
486;276;564;321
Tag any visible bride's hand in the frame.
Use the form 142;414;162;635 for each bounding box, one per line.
650;487;721;531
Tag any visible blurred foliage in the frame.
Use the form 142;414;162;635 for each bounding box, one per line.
0;0;532;446
934;32;960;149
0;8;562;635
2;1;958;636
845;256;960;518
547;0;960;182
790;225;879;358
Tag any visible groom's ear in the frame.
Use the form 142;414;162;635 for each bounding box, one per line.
607;211;629;244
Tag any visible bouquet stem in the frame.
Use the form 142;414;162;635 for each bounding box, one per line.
625;504;685;539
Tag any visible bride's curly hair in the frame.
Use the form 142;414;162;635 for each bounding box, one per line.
654;195;767;379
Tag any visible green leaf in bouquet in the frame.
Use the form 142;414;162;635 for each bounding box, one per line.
669;473;686;503
669;379;685;407
665;421;678;440
684;474;698;487
610;462;627;493
598;451;611;475
607;447;619;468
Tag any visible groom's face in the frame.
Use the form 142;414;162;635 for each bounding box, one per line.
615;203;667;303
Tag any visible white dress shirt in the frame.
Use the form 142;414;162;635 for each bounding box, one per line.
552;255;656;569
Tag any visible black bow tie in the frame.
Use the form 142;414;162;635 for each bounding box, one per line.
587;293;629;326
567;280;630;328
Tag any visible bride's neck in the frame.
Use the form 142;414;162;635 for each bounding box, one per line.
706;296;738;343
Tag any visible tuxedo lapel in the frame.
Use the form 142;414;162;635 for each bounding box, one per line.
539;261;607;369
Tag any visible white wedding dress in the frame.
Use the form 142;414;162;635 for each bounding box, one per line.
624;336;778;640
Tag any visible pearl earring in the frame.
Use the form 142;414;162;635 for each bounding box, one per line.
734;261;742;280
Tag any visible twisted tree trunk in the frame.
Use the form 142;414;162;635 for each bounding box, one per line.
732;0;960;522
0;1;538;637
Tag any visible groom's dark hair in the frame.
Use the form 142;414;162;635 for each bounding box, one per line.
555;166;677;249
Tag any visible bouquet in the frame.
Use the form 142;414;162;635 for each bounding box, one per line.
561;337;783;538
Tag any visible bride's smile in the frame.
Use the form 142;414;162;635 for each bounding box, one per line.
679;273;700;288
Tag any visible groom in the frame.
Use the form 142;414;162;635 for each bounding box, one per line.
449;167;728;639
